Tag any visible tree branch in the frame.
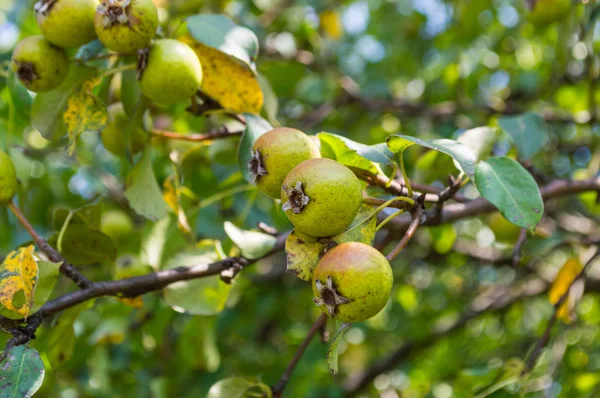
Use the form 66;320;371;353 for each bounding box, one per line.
386;197;425;261
151;126;244;142
272;313;328;397
7;200;92;289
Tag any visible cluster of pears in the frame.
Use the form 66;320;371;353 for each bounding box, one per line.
11;0;202;104
250;128;393;323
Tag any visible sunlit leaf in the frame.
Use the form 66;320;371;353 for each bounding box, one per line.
0;346;45;397
387;134;476;181
187;14;259;66
319;132;392;174
206;377;272;398
456;127;498;162
0;246;38;319
475;157;543;232
163;241;232;315
224;221;277;259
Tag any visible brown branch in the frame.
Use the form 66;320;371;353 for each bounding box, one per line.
7;200;92;289
151;127;244;142
432;174;464;223
389;177;600;231
386;196;425;261
343;278;549;395
272;313;328;397
511;228;529;267
523;247;600;374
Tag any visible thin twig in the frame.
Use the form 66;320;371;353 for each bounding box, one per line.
386;195;425;261
151;127;244;142
272;313;328;397
7;200;92;289
523;248;600;374
512;228;529;267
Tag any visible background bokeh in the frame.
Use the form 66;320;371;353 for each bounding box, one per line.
1;0;600;397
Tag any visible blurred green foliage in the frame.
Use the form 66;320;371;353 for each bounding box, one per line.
0;0;599;397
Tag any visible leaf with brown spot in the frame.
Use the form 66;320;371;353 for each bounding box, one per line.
183;38;263;115
63;78;108;154
0;246;38;319
549;257;582;324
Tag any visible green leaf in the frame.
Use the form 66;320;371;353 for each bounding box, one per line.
177;316;221;372
238;114;273;182
475;157;544;232
224;222;277;260
456;127;498;162
429;225;457;254
30;65;97;142
140;217;172;270
498;112;548;161
64;89;108;154
387;134;476;181
319;132;393;165
257;73;279;125
74;39;105;63
48;224;116;265
120;57;141;117
30;261;60;313
319;133;391;174
39;301;93;368
6;70;32;136
473;358;525;398
326;322;351;376
0;346;45;398
285;204;377;281
206;377;272;398
52;201;104;232
187;14;259;67
163;241;232;315
124;150;169;221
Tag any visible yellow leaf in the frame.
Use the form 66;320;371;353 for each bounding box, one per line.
163;176;178;213
63;80;108;154
183;38;263;114
320;10;343;40
119;296;144;309
0;246;38;318
549;258;582;324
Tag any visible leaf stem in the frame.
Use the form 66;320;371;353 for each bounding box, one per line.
376;209;405;232
399;152;413;197
97;64;136;80
56;211;74;254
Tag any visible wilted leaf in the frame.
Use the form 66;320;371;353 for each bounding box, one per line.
387;134;476;181
125;150;169;221
475;157;543;232
238;114;273;182
549;258;583;324
48;224;116;265
285;205;377;281
0;346;45;397
498;112;548;161
184;39;263;114
207;377;272;398
187;14;259;66
31;65;97;142
0;246;38;319
163;241;232;315
64;80;108;154
326;322;351;376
